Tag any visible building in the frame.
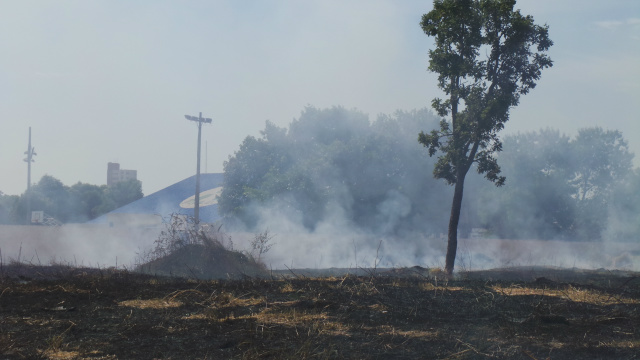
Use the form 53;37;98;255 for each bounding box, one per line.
107;162;137;186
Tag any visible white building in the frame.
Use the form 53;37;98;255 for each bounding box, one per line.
107;162;137;186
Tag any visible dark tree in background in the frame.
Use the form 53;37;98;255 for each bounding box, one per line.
418;0;553;274
9;176;143;224
570;128;633;202
470;128;636;242
24;175;73;223
98;179;144;216
69;182;107;221
608;168;640;241
479;129;576;240
569;128;633;240
0;191;19;224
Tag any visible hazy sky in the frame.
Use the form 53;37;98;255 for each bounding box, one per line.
1;1;638;197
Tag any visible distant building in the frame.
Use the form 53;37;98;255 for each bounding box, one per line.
107;162;137;186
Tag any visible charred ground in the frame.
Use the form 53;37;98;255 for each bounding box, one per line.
0;265;639;359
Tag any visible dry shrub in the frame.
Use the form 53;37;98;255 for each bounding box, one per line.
135;215;269;279
146;214;233;262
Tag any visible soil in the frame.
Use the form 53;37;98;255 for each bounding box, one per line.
135;244;269;280
0;264;638;359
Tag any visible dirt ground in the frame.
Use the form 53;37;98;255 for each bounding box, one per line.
0;264;639;359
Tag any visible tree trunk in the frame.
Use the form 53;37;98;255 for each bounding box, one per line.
445;175;466;275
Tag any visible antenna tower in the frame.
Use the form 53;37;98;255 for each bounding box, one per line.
24;127;37;224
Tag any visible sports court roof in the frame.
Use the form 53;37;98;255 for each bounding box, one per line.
90;173;224;224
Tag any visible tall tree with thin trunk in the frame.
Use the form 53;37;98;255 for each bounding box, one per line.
418;0;553;274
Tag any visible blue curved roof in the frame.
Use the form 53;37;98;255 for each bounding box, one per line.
90;173;224;224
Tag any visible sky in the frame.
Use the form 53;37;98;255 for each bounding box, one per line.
1;0;639;197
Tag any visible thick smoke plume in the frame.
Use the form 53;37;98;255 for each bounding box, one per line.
0;224;157;268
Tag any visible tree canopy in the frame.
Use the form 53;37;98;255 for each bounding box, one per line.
472;128;635;241
219;106;451;236
7;176;143;224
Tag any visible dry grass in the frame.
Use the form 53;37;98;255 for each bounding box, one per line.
0;265;638;359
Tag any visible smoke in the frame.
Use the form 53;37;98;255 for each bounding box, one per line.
0;224;160;268
375;189;412;234
221;110;640;272
4;111;638;273
230;193;640;272
220;106;456;269
230;196;448;270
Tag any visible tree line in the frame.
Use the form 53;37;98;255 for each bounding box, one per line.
219;106;639;243
219;106;452;236
469;127;637;241
0;176;143;224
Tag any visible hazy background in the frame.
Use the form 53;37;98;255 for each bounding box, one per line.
1;0;638;196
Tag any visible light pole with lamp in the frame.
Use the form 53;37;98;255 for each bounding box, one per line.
184;112;212;226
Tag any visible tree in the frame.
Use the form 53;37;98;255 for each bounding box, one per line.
220;106;450;235
569;128;632;202
97;179;144;215
608;168;640;241
5;176;143;224
0;191;19;224
69;182;108;221
26;175;72;223
476;130;575;239
435;127;635;242
218;120;302;228
569;127;633;240
220;106;377;229
418;0;553;274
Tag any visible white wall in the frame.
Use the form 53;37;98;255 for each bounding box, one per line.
0;224;162;268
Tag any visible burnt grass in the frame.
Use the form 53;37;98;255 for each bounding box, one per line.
0;265;639;359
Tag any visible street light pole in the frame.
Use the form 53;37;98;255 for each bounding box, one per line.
184;112;212;226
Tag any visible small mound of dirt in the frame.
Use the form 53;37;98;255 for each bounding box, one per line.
136;244;268;280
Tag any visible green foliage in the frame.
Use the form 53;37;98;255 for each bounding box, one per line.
69;182;107;220
220;106;450;235
7;176;143;224
475;129;577;239
569;128;632;202
0;192;19;224
472;128;635;241
25;175;73;222
97;179;144;215
418;0;553;185
570;128;633;240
